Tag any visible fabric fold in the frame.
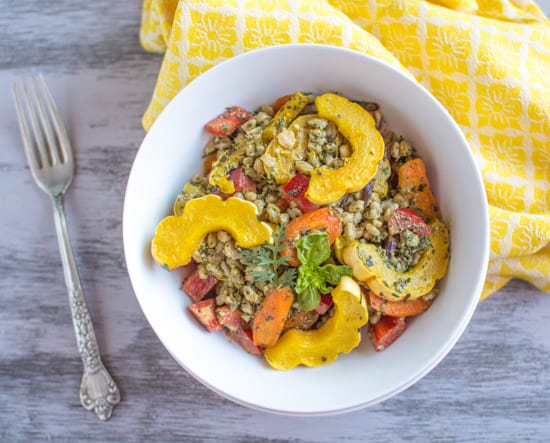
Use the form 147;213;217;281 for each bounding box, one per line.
139;0;550;298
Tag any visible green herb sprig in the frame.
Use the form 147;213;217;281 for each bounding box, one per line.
295;231;352;311
241;224;297;288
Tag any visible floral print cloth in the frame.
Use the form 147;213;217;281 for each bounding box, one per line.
140;0;550;299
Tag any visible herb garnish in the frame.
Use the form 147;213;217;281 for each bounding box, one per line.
295;231;352;311
241;224;297;288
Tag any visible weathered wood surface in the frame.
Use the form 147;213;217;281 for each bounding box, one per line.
1;1;549;441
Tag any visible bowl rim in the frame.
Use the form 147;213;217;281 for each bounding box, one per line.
123;43;490;416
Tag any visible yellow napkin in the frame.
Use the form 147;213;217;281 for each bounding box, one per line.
140;0;550;299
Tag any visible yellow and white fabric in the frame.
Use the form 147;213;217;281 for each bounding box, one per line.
140;0;550;299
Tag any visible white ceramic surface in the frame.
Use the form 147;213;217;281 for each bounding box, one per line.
123;44;489;416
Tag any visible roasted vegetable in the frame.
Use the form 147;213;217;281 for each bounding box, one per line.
369;291;432;317
372;159;391;197
387;207;432;237
226;327;262;355
188;299;223;332
182;270;218;302
271;94;292;113
305;94;384;205
281;174;319;213
173;182;204;216
263;276;368;370
370;315;407;351
281;207;342;266
208;147;245;194
343;219;449;301
398;158;441;219
252;286;294;348
262;91;309;143
205;106;252;136
260;115;311;184
151;195;272;270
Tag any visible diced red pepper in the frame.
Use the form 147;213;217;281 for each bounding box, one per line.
215;305;245;331
229;167;256;193
181;260;198;273
182;270;218;302
205;106;252;136
188;299;222;332
212;168;256;199
314;294;333;315
226;327;262;355
387;207;432;237
370;315;407;351
282;174;319;213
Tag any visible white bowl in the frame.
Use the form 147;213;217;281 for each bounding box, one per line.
123;44;489;415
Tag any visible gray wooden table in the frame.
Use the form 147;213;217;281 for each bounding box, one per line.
1;1;549;441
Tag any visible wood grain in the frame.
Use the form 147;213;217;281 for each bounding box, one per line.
1;1;549;441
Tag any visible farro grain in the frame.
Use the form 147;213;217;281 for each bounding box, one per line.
217;231;231;242
348;200;365;213
295;160;313;174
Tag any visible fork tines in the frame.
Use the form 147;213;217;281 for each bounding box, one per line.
12;74;72;171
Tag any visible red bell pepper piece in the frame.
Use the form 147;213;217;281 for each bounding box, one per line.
282;174;319;213
215;305;245;331
205;106;252;136
229;167;256;193
212;168;256;200
182;270;218;302
314;294;333;315
370;315;407;351
226;327;262;355
188;299;222;332
387;207;432;237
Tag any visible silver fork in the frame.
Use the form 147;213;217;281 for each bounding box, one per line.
12;74;120;421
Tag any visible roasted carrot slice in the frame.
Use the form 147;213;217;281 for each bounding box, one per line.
203;153;218;172
281;207;343;266
398;158;440;219
369;292;431;317
252;286;294;348
272;94;292;114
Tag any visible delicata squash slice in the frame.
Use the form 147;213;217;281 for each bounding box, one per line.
151;195;272;270
305;94;384;205
263;276;368;370
260;115;312;184
342;219;449;301
262;91;309;144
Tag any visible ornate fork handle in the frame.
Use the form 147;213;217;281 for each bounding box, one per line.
53;194;120;420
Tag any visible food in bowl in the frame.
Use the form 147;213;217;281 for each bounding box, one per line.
151;91;450;370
